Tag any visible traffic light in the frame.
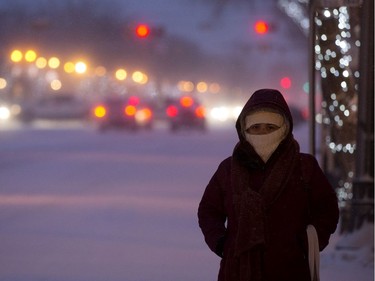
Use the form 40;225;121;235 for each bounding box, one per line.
254;20;269;35
135;24;150;38
133;23;165;40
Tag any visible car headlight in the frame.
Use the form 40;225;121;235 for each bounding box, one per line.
0;105;11;120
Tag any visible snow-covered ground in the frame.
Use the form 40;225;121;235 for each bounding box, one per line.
0;121;373;281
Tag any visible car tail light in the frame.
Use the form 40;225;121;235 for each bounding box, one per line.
180;96;194;107
302;107;309;120
124;105;136;116
136;107;153;123
195;106;205;118
128;96;140;106
93;105;106;118
166;105;178;117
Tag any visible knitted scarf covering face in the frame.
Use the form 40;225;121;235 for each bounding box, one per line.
224;136;300;281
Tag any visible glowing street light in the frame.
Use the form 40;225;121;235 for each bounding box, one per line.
35;57;47;69
0;78;7;89
48;57;60;69
178;80;194;92
196;81;208;93
115;68;127;81
64;62;76;74
50;79;62;90
75;61;87;74
24;50;37;62
132;71;148;84
10;50;23;62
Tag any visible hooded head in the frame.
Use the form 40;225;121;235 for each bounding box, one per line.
235;89;294;162
236;89;293;140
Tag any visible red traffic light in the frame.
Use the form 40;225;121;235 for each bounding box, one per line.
135;24;150;38
254;21;269;35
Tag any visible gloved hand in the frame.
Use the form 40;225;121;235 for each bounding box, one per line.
215;236;226;258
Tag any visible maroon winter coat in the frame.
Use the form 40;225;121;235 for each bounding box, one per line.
198;89;339;281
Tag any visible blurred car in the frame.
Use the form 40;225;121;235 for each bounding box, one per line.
91;95;154;131
19;93;89;122
165;96;206;132
0;98;25;124
0;101;11;122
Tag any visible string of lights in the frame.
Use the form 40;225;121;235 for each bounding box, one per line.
314;3;361;207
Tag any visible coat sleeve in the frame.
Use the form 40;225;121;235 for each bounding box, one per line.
197;159;230;257
306;154;340;251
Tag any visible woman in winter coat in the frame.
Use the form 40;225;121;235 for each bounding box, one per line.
198;89;339;281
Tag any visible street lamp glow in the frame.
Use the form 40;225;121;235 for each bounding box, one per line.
35;57;47;69
10;50;23;62
50;79;62;90
48;57;60;69
197;81;208;93
25;50;37;62
132;71;148;84
115;68;127;80
64;62;75;73
178;80;194;92
75;61;87;74
0;78;7;89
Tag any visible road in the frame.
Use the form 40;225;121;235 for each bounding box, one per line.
0;121;238;281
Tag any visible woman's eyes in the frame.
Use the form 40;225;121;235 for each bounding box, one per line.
250;124;261;130
266;124;279;130
245;124;280;134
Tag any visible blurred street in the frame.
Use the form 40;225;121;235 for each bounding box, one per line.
0;122;236;281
